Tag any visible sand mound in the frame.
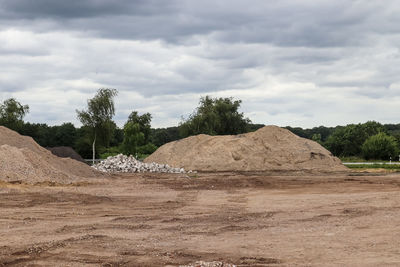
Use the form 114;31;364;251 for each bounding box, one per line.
0;126;100;183
0;126;46;155
47;146;85;163
144;125;347;172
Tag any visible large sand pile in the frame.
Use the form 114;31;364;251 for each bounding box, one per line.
0;126;100;184
144;125;347;172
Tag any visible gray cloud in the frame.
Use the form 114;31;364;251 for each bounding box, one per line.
0;0;167;19
1;0;400;128
1;0;399;46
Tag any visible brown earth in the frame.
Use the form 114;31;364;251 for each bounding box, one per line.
47;146;86;163
0;126;101;184
1;171;400;266
145;126;347;172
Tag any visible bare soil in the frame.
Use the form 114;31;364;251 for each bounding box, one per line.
1;171;400;266
0;126;100;184
145;126;346;172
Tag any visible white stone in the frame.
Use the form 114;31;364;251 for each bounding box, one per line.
92;154;187;174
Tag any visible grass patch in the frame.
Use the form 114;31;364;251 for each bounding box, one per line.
346;163;400;170
339;156;389;163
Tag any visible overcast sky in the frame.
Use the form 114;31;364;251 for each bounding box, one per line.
0;0;399;128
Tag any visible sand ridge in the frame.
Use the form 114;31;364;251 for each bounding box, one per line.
0;126;100;184
144;125;347;172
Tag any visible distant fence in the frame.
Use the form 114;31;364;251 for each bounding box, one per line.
84;159;102;165
343;162;400;165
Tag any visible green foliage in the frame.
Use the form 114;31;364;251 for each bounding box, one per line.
325;121;385;157
137;143;157;155
179;96;251;137
361;132;399;160
126;111;152;143
150;127;180;147
122;122;144;156
99;146;121;159
76;88;118;146
246;123;265;133
76;88;118;161
0;98;29;131
52;123;77;147
285;125;337;142
311;133;322;144
74;126;95;159
110;127;124;147
121;111;155;157
346;163;400;170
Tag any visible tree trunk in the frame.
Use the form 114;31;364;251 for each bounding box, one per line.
92;133;96;165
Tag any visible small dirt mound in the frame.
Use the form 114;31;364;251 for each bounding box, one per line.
47;146;85;163
0;126;100;183
144;125;347;172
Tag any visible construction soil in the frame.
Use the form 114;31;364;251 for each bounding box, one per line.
1;170;400;266
145;126;347;172
0;127;101;184
47;146;86;163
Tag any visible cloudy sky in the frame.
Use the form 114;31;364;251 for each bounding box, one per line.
0;0;399;128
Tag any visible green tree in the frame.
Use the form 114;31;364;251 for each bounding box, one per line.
150;126;180;147
74;126;94;159
179;96;251;137
362;132;399;160
325;121;385;157
53;123;77;147
122;111;157;157
126;111;152;143
0;98;29;131
76;88;118;163
311;133;322;144
122;122;144;156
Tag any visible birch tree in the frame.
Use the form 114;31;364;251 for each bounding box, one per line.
76;88;117;164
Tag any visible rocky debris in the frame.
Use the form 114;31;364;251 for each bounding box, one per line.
179;261;236;267
92;154;186;174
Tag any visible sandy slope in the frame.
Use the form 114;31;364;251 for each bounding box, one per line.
145;125;347;172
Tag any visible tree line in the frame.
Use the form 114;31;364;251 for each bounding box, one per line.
1;89;399;161
286;121;399;160
0;89;261;160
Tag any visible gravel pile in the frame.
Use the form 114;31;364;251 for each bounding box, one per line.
92;154;186;174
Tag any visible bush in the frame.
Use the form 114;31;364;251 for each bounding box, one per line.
361;132;399;160
137;143;158;155
325;121;385;157
99;146;121;159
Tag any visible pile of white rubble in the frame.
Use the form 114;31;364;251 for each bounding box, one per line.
180;261;236;267
92;154;186;174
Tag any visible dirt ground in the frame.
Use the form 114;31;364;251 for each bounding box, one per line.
1;171;400;266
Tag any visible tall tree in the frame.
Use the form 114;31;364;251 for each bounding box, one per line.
126;111;152;143
0;98;29;131
122;111;154;156
179;96;251;137
76;88;118;163
122;122;144;156
53;123;77;147
150;126;180;147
